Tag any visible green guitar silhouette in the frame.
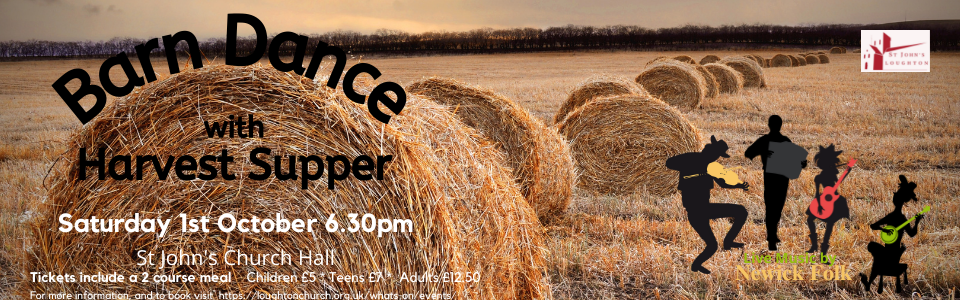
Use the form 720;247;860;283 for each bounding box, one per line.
880;205;930;245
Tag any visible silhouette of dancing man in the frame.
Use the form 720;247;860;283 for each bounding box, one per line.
860;175;923;293
666;135;748;274
745;115;806;251
806;144;849;255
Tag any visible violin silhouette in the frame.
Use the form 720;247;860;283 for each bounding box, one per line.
684;162;749;190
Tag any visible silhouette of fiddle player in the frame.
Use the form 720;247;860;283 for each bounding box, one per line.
666;135;749;274
860;175;925;294
806;144;849;255
745;115;807;251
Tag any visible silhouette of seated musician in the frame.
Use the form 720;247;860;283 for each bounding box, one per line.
860;175;924;294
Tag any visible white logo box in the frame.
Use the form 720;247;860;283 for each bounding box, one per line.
861;30;930;72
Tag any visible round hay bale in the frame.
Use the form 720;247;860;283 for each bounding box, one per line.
830;47;843;54
703;63;744;94
805;54;820;64
840;46;848;53
699;55;721;65
771;54;792;67
645;56;671;66
796;55;808;66
554;76;648;124
27;65;549;298
692;64;719;98
635;60;708;111
764;58;771;68
745;54;763;65
818;54;830;63
787;55;800;67
817;51;826;55
720;56;766;88
673;55;697;64
557;95;701;195
408;78;575;222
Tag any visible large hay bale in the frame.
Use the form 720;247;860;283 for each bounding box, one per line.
771;54;792;67
840;46;848;53
796;55;808;66
557;95;701;195
720;56;766;88
554;76;648;124
787;55;801;67
673;55;697;64
763;58;771;68
817;51;826;55
747;54;764;65
27;65;549;299
805;54;820;64
645;56;671;66
408;78;575;222
692;64;719;98
635;60;708;111
703;63;744;94
818;54;830;63
830;47;843;54
699;55;721;65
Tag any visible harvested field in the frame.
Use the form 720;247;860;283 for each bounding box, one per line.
2;51;959;299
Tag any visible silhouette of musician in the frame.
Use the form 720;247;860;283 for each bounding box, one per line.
745;115;806;251
860;175;924;293
666;135;748;274
806;144;849;255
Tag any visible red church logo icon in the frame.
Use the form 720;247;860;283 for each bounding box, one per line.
861;30;930;72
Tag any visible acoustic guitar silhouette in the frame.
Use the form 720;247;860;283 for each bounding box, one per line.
880;205;930;245
809;159;857;219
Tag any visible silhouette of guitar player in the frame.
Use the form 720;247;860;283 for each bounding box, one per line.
666;135;748;275
805;144;851;255
745;115;807;251
860;175;926;294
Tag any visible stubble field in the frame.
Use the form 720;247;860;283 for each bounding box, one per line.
0;50;958;299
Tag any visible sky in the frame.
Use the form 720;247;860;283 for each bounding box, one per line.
1;0;959;41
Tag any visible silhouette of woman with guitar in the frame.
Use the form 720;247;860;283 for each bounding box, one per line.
860;175;927;293
806;144;854;255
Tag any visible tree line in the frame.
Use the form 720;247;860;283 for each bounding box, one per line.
2;22;958;59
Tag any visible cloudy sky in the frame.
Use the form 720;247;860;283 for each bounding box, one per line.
1;0;958;41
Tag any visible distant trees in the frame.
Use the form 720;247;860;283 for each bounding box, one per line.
1;22;957;59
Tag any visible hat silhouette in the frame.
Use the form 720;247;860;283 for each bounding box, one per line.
703;135;730;158
815;144;842;163
895;175;918;203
